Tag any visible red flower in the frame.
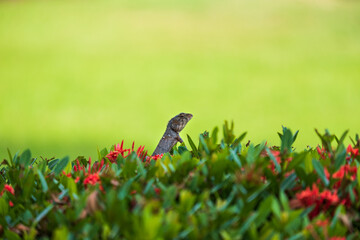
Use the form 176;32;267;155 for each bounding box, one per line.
3;184;15;195
106;140;132;162
1;184;15;207
154;188;161;195
74;157;105;193
295;184;339;219
317;146;331;160
296;184;319;207
315;219;329;227
83;173;101;186
61;171;72;178
82;158;103;187
74;159;85;172
329;237;345;240
74;177;80;183
347;145;359;158
106;141;148;163
332;165;357;180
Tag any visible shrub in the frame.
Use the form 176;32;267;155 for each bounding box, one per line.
0;122;359;239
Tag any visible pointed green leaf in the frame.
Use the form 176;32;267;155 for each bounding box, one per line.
187;134;199;157
304;153;313;174
53;156;70;176
37;170;48;193
34;204;54;224
230;149;242;168
266;148;281;173
312;158;329;186
20;149;32;168
334;148;346;171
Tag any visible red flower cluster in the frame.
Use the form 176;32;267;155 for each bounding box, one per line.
144;154;164;164
295;184;339;219
60;157;106;192
317;146;331;160
347;145;359;159
84;173;101;186
262;150;293;177
81;158;104;191
323;165;358;207
1;184;15;207
332;165;357;181
106;140;147;163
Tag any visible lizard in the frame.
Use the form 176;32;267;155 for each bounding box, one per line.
151;112;193;156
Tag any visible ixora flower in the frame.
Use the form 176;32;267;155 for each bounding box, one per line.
293;184;339;219
316;146;332;160
1;184;15;207
323;165;357;191
2;184;15;196
70;157;106;192
106;140;148;163
347;145;359;158
332;165;357;180
144;154;164;164
83;173;101;186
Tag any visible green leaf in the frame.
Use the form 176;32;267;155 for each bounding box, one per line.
304;152;313;174
211;126;218;144
271;198;281;219
312;158;329;186
53;226;69;240
287;152;306;170
292;130;299;145
280;126;293;154
187;134;199;157
246;144;255;164
34;204;54;224
330;205;344;228
0;198;9;216
7;148;13;167
229;149;242;168
266;148;281;173
288;233;304;240
281;173;297;191
4;230;22;240
178;146;188;155
37;169;48;193
238;212;258;235
48;159;59;170
20;149;32;168
280;191;290;211
53;156;70;176
256;196;273;226
232;132;247;148
335;130;349;148
67;178;78;201
247;183;269;202
199;135;210;155
223;120;235;145
334;147;346;171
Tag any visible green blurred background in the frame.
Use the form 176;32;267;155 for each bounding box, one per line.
1;0;359;160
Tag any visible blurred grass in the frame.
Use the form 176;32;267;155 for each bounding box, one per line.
0;0;360;159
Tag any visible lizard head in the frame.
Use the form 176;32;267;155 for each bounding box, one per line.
170;112;193;132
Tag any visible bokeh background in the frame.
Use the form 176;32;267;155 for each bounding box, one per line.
1;0;359;160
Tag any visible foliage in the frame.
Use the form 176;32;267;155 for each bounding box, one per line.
0;123;360;240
